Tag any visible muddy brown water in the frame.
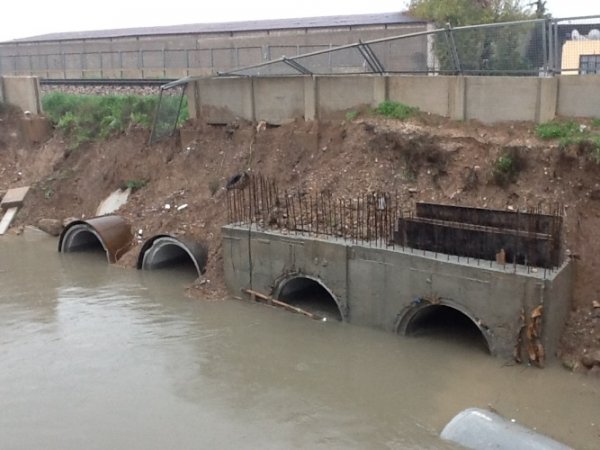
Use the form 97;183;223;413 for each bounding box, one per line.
1;230;598;449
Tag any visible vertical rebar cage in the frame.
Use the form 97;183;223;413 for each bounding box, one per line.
225;175;565;274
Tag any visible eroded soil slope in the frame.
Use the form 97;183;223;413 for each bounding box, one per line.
1;106;599;372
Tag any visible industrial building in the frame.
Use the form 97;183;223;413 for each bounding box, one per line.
0;12;429;79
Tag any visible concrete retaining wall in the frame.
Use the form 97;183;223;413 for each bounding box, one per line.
190;74;600;124
464;77;538;123
316;76;385;119
196;77;254;123
222;225;572;361
556;75;600;118
254;77;306;124
388;75;455;117
0;76;42;114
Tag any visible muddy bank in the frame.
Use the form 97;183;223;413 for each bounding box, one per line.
2;105;599;372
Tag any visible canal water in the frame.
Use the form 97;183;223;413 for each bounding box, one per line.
1;230;598;449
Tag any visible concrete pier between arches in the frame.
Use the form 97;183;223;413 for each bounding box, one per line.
222;225;573;361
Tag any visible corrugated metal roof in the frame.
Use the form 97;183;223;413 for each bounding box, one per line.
6;11;424;43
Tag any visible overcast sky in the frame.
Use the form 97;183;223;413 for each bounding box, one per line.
0;0;597;42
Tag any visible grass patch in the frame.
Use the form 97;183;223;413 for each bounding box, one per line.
536;121;580;139
42;92;187;149
345;110;359;121
375;101;418;120
536;119;600;161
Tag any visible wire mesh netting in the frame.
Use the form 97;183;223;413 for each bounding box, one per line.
446;20;547;75
367;33;435;73
149;83;187;144
219;16;600;77
294;46;369;74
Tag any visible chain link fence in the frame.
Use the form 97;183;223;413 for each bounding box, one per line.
150;15;600;141
222;16;600;77
148;80;188;144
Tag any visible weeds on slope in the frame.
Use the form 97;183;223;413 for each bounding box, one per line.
42;92;188;149
492;147;526;187
536;119;600;162
375;101;419;120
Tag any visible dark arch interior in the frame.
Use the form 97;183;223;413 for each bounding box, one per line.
66;230;105;254
146;244;199;278
405;305;489;353
278;277;342;321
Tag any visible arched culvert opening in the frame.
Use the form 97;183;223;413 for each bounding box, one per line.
58;215;132;263
137;235;208;279
401;304;490;354
60;227;105;253
275;276;342;321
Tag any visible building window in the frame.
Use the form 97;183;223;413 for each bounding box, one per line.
579;55;600;74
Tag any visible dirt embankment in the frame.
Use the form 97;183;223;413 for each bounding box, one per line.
1;105;599;373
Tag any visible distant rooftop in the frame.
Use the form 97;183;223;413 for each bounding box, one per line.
7;11;424;43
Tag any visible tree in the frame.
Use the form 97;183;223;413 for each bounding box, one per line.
407;0;540;74
408;0;535;26
530;1;549;18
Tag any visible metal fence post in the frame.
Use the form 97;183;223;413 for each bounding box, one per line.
446;23;462;75
554;20;560;75
185;49;190;76
547;20;555;74
541;19;548;74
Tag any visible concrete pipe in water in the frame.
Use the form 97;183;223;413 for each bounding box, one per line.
441;407;570;450
58;215;133;263
137;235;208;277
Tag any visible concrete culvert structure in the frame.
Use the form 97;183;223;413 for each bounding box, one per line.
399;303;490;354
58;215;133;263
275;276;343;321
137;235;208;278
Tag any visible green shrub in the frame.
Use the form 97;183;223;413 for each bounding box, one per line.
42;92;188;149
492;148;526;187
124;179;148;192
375;101;418;120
